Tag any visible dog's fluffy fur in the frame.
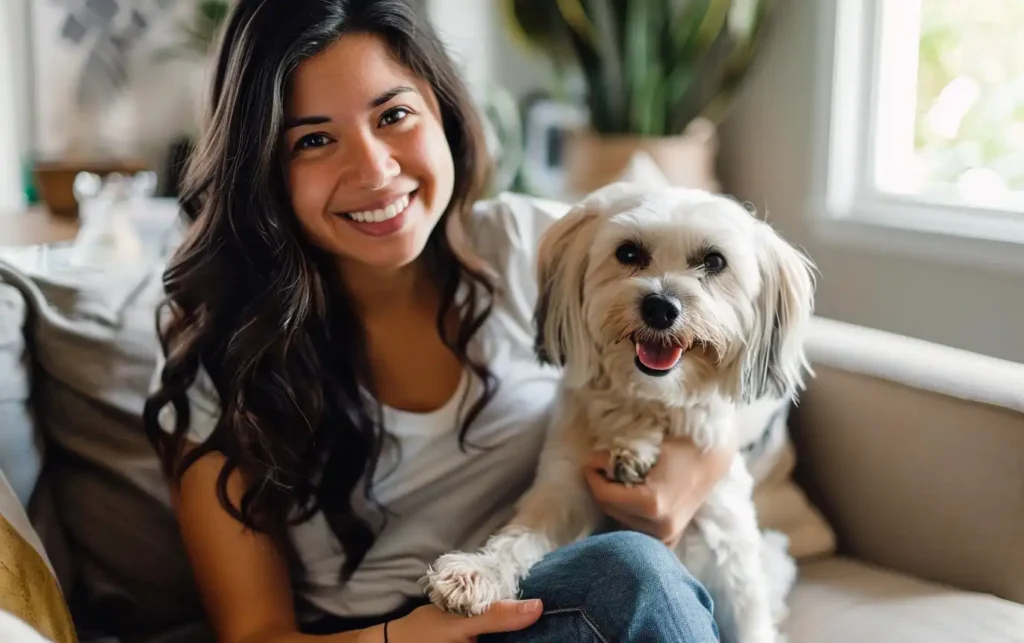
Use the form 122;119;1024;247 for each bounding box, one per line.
422;184;816;643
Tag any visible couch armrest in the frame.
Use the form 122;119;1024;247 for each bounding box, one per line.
790;317;1024;604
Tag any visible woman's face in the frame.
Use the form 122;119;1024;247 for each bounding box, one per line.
283;32;455;272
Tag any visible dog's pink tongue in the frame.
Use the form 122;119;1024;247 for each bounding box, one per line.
636;342;684;371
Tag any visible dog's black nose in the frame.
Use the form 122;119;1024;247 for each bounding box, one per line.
640;294;680;330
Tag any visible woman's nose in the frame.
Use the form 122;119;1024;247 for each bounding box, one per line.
343;133;399;189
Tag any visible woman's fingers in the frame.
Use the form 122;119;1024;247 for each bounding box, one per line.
394;601;543;643
457;599;544;637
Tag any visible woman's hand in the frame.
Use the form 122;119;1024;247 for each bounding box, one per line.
583;437;736;547
376;600;543;643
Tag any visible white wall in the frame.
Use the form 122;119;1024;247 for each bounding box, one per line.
0;0;30;214
717;0;1024;362
426;0;556;99
426;0;497;92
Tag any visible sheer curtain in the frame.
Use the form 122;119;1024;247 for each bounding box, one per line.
0;0;27;215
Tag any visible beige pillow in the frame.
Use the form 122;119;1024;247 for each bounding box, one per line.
743;400;836;560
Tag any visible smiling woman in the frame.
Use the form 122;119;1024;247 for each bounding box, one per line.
142;2;725;643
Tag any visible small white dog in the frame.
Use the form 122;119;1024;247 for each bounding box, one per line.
423;183;816;643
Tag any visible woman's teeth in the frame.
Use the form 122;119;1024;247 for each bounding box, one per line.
346;194;410;223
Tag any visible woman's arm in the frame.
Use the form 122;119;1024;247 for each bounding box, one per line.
173;450;368;643
174;451;541;643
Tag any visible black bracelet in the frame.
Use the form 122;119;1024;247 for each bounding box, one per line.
383;620;390;643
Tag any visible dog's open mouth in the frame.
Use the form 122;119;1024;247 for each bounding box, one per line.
632;334;687;376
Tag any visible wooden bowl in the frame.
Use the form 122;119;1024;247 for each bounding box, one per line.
33;158;150;218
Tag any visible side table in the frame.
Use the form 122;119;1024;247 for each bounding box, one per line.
0;206;79;246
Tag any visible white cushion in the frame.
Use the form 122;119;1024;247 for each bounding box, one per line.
0;612;52;643
785;557;1024;642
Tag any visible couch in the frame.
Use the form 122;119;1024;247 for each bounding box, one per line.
2;246;1023;642
785;318;1024;642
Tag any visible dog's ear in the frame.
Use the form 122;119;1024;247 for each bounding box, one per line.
534;202;600;384
734;223;816;402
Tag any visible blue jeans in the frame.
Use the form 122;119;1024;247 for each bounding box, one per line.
303;531;719;642
481;531;720;643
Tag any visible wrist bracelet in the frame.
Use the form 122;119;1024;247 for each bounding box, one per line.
383;620;390;643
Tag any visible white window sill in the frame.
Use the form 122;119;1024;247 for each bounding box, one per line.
811;197;1024;274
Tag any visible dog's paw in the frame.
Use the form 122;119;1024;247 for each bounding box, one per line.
421;552;518;617
610;447;655;486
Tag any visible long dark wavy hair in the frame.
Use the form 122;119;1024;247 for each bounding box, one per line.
143;0;497;581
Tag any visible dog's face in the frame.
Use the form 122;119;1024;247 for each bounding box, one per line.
535;183;816;405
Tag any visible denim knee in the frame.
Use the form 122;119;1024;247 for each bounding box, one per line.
570;531;715;613
489;531;719;642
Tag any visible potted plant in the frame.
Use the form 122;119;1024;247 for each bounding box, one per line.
504;0;773;196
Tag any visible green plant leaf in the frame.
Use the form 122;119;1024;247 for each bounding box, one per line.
669;0;711;61
506;0;577;63
697;0;732;49
198;0;230;23
574;0;628;132
625;0;648;133
500;0;773;136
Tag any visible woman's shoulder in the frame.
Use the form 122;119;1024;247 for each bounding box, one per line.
467;192;572;270
462;193;571;344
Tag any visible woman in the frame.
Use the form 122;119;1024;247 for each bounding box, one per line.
145;1;733;642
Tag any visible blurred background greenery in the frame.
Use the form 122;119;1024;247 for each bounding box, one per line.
915;0;1024;195
504;0;772;136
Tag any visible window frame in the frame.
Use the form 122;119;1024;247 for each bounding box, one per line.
812;0;1024;273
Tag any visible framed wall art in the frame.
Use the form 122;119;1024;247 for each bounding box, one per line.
30;0;203;166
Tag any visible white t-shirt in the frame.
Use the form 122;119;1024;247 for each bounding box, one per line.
156;193;570;618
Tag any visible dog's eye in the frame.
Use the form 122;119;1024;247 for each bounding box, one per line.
703;252;727;273
615;241;650;268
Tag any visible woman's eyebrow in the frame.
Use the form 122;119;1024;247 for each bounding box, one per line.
283;115;331;130
369;85;414;108
282;86;415;130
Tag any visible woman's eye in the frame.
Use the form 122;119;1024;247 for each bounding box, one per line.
294;133;332;151
379;107;411;127
703;252;727;273
615;241;650;268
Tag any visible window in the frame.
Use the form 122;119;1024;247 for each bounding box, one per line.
819;0;1024;269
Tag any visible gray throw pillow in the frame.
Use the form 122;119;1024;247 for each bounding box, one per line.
0;259;206;637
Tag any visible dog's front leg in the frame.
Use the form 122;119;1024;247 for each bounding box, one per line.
424;412;600;616
689;457;779;643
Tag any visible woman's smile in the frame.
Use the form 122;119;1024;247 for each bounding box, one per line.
337;188;418;237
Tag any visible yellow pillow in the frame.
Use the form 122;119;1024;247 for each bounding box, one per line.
0;471;77;643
